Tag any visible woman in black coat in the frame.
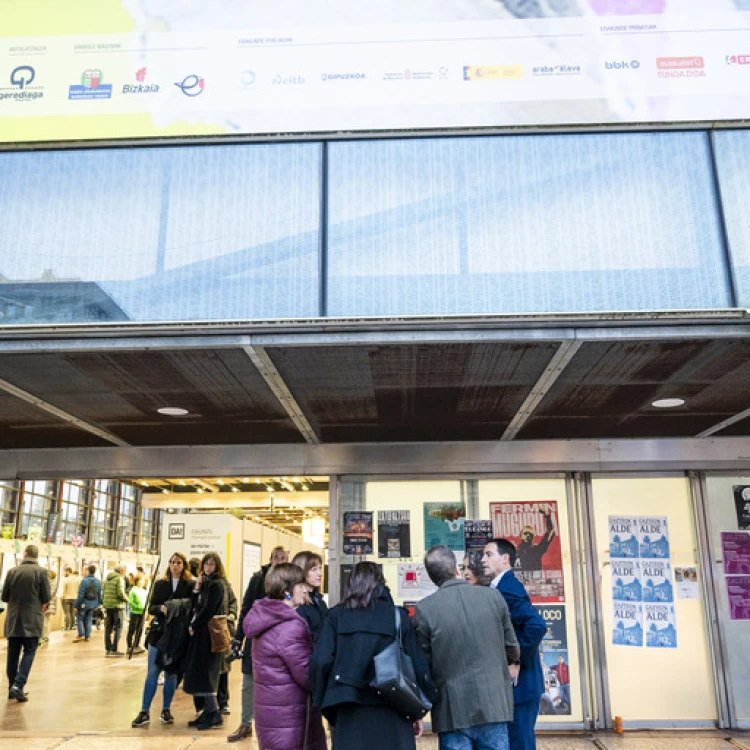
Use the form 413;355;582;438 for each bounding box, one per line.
292;550;328;643
309;562;435;750
182;552;229;731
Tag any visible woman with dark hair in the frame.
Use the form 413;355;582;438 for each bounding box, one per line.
243;563;327;750
182;551;230;731
310;562;435;750
292;551;328;643
132;552;194;728
463;552;490;586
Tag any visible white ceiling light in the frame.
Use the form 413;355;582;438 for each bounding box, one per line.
302;517;326;548
157;407;189;416
652;398;686;409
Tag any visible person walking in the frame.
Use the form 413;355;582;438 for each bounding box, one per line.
126;574;148;654
61;567;81;631
292;551;328;643
40;569;58;645
243;563;327;750
415;545;520;750
183;552;230;731
483;539;547;750
73;565;102;643
310;562;434;750
227;545;288;743
2;544;51;702
131;552;195;728
102;565;128;656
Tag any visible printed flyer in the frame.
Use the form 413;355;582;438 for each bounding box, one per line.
377;510;411;559
644;604;678;648
726;576;750;620
342;511;374;555
611;559;642;602
538;605;571;716
396;563;438;601
464;519;493;556
638;517;670;559
490;501;565;603
612;602;644;647
640;560;674;604
609;516;639;559
721;531;750;575
674;567;699;600
733;486;750;530
423;502;466;552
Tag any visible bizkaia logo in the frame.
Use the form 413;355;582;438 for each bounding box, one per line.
656;56;705;78
0;65;44;101
122;67;159;94
174;74;204;96
604;60;640;70
68;69;113;100
532;64;582;77
726;54;750;66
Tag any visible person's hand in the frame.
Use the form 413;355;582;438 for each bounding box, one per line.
509;664;521;684
160;604;167;614
189;626;194;636
413;720;423;739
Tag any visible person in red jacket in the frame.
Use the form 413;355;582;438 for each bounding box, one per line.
243;563;326;750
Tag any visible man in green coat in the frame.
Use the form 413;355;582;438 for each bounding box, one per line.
101;565;128;657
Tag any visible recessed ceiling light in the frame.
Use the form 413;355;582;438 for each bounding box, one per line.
157;407;189;416
652;398;686;409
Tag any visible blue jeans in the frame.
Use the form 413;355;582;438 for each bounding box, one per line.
440;722;509;750
77;607;94;638
141;645;177;712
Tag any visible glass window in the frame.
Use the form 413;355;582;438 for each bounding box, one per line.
0;480;20;531
60;480;89;544
140;507;161;554
328;133;730;316
90;479;117;547
20;480;55;538
0;143;322;325
117;483;139;550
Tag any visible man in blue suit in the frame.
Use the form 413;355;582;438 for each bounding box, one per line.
483;538;547;750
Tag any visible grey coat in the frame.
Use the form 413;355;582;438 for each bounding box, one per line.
2;559;52;638
414;578;520;733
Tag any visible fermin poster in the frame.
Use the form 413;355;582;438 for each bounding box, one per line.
464;520;493;556
423;502;466;553
538;605;571;716
490;501;565;603
612;602;643;647
342;511;374;555
611;559;642;603
609;516;639;559
641;560;674;604
377;510;411;559
638;517;670;559
644;604;678;648
733;486;750;530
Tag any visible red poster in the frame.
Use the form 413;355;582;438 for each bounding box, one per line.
490;500;565;603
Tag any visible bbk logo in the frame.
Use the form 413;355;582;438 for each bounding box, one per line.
122;67;159;94
605;60;640;70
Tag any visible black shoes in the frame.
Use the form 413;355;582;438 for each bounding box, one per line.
188;711;207;728
220;705;231;715
8;686;28;702
160;709;174;724
197;711;223;731
132;711;150;727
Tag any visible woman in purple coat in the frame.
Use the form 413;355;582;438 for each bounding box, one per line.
243;563;327;750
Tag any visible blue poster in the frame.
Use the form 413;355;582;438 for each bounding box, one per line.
644;604;678;648
638;517;670;559
609;516;638;559
611;559;642;602
423;502;466;552
612;602;643;647
641;560;674;603
538;605;571;716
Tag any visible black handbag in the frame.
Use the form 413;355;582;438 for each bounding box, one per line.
369;607;432;721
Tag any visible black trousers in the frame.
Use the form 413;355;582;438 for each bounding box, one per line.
6;636;39;689
194;671;229;711
104;609;124;653
127;613;143;650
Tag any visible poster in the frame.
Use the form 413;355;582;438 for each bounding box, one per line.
538;605;571;716
612;602;643;647
490;501;564;603
242;542;261;596
377;510;411;559
45;512;60;544
637;517;670;559
640;560;674;604
611;559;642;603
609;516;639;559
423;502;466;553
733;486;750;530
674;567;699;600
721;531;750;576
27;525;43;543
464;520;493;556
726;576;750;621
396;562;438;601
340;563;354;601
343;511;374;556
644;604;678;648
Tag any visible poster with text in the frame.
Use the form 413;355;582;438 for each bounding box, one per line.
609;516;639;559
644;604;678;648
640;560;674;604
396;563;438;601
638;517;670;559
377;510;411;559
674;567;699;600
612;602;643;647
464;520;493;556
343;511;374;555
721;531;750;576
538;605;571;716
726;576;750;620
423;502;466;552
611;559;642;602
733;486;750;530
490;501;565;603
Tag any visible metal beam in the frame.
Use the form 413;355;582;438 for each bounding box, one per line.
0;376;129;447
696;407;750;438
242;345;320;444
501;340;583;441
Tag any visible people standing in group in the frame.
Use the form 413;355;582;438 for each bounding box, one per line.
61;567;81;631
73;565;102;643
40;569;58;645
182;552;230;731
126;574;148;655
227;545;288;743
244;562;327;750
310;561;434;750
132;552;195;729
415;545;520;750
483;539;547;750
102;564;129;657
2;544;51;702
292;551;328;643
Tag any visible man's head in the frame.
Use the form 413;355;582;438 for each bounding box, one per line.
424;545;460;588
24;544;39;560
87;565;96;576
189;557;201;578
558;655;565;665
65;567;73;576
114;565;125;575
520;525;535;545
482;538;517;577
270;546;288;568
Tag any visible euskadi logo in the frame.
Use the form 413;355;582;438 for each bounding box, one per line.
122;67;159;94
69;69;113;100
656;56;705;78
174;74;204;96
0;65;44;101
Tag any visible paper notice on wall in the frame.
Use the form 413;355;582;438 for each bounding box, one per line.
539;605;571;716
612;602;643;647
637;517;670;559
396;562;438;601
733;486;750;530
423;502;466;552
644;604;678;648
611;559;642;602
674;567;699;600
343;511;374;556
721;531;750;576
377;510;411;559
726;575;750;620
609;516;639;559
464;520;493;556
640;560;674;604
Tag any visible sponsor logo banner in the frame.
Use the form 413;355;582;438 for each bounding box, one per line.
463;64;523;80
69;69;113;100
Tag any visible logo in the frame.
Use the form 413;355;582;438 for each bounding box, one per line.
383;69;436;82
463;65;523;81
122;67;159;94
273;73;305;85
68;69;113;100
0;65;44;101
605;60;640;70
240;70;256;87
320;72;366;81
168;523;185;540
532;64;582;77
656;56;705;78
726;54;750;66
174;74;204;96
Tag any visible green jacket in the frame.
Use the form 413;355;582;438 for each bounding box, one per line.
101;572;128;610
128;585;147;615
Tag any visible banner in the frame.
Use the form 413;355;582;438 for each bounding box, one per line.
342;511;374;556
490;501;565;603
377;510;411;559
423;502;466;552
538;605;571;716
